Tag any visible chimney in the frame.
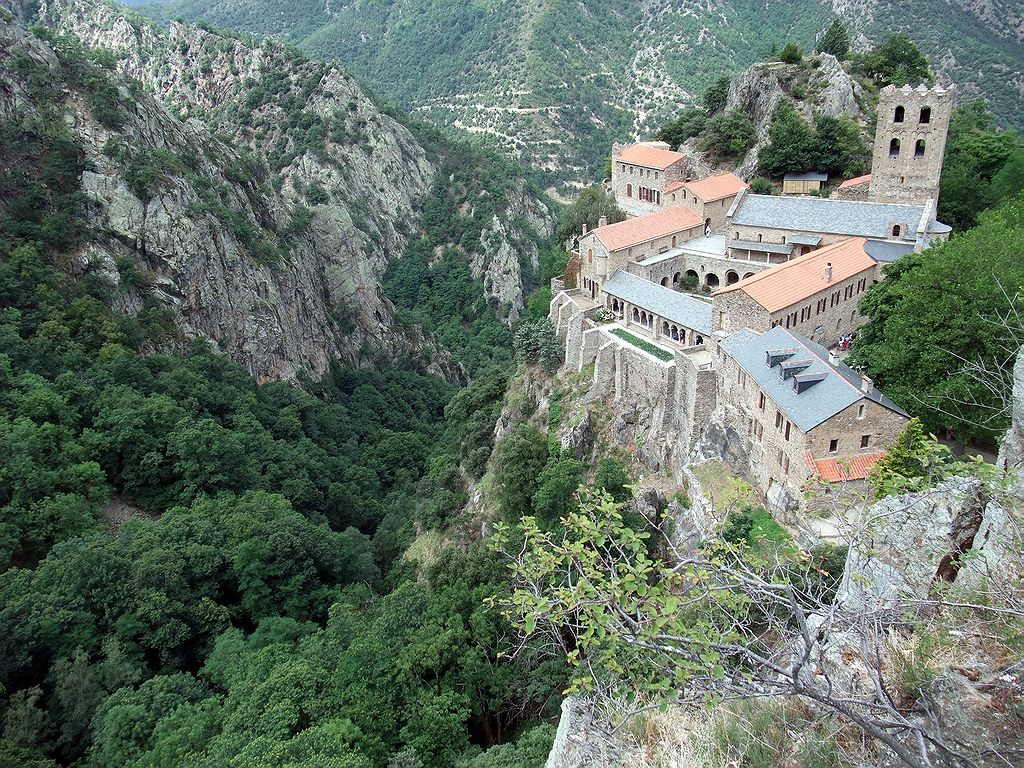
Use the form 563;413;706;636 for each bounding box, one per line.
598;215;608;228
824;262;833;282
582;223;588;235
861;375;873;393
828;349;840;366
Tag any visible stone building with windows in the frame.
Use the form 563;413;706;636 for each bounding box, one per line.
867;84;955;205
664;172;748;230
711;237;881;344
610;142;689;217
716;326;910;506
575;206;705;300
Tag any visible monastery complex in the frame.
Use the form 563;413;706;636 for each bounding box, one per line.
550;84;955;513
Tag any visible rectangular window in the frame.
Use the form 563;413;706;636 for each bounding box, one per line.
860;434;870;448
783;454;790;474
857;404;866;419
777;448;784;466
828;438;839;453
784;421;791;441
758;392;765;410
775;411;783;429
757;422;763;441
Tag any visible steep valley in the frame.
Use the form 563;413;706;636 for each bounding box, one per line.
132;0;1024;186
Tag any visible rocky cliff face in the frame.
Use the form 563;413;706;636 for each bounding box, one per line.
1;0;552;382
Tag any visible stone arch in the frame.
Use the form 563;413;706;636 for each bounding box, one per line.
705;273;720;289
632;307;640;322
894;105;905;123
640;311;648;326
661;276;669;287
695;335;704;345
673;272;680;285
671;235;677;248
915;139;926;158
920;106;931;124
662;321;670;336
726;270;740;285
892;224;902;238
743;272;755;279
685;269;698;282
671;325;680;341
705;218;712;236
889;138;900;158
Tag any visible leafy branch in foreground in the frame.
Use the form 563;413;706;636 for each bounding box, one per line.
491;490;1023;768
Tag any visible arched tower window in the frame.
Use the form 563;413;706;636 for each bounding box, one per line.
920;107;931;124
889;138;901;158
671;235;677;248
915;139;926;158
892;224;902;238
894;106;905;123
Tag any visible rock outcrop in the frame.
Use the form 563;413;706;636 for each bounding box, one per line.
723;53;867;178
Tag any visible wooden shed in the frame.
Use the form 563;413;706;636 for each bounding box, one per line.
782;171;829;195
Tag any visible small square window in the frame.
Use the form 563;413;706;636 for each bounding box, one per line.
860;435;870;448
828;439;839;453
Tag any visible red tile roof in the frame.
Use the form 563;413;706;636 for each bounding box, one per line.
617;144;687;171
713;237;877;313
684;172;748;202
594;206;703;251
807;450;887;482
838;173;872;189
665;181;686;193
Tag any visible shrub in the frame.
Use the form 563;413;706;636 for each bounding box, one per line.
779;42;803;64
700;109;756;159
749;177;774;195
702;75;731;114
594;458;631;503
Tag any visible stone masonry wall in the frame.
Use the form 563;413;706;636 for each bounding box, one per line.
805;398;908;458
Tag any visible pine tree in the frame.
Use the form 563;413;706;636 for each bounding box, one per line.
817;19;850;59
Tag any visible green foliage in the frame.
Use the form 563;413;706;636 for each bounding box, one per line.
703;75;731;115
758;103;868;178
852;32;932;87
720;506;791;553
385;241;513;375
532;456;584;526
849;194;1024;441
610;328;674;361
868;419;994;498
594;458;632;503
749;176;774;195
513;318;561;372
939;101;1024;231
816;19;850;59
700;109;756;159
655;108;708;150
492;425;549;520
555;185;624;246
779;42;803;64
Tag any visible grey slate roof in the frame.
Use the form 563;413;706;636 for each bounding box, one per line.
730;240;794;255
603;270;712;334
864;239;916;263
784;171;829;182
732;194;929;240
719;326;909;433
788;234;822;246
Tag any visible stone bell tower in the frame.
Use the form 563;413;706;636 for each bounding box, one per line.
868;83;955;205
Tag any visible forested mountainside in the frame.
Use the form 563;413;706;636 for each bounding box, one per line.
133;0;1024;185
3;0;553;383
0;0;570;763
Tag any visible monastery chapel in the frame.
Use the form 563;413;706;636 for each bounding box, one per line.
550;84;954;514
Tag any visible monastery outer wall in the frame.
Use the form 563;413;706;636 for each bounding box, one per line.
727;222;852;250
